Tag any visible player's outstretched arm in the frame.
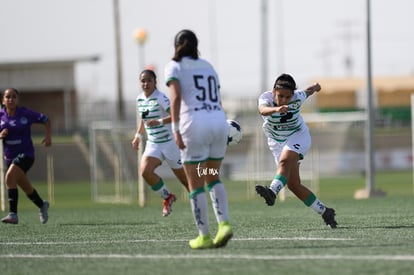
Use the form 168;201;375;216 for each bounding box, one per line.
259;104;289;116
305;83;321;98
42;118;52;146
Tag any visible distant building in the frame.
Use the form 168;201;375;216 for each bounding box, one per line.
0;56;99;133
314;76;414;123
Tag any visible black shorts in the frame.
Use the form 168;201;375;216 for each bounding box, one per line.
8;154;34;173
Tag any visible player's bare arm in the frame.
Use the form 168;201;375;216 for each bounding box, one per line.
259;104;289;116
0;128;8;139
305;83;321;98
146;116;171;127
42;118;52;146
167;80;186;149
131;120;145;150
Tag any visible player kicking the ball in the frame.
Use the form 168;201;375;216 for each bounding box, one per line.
255;73;337;229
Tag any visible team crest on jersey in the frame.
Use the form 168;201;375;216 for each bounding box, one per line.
20;117;28;125
290;101;301;110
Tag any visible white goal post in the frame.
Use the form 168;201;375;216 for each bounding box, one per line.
89;121;138;204
244;111;366;201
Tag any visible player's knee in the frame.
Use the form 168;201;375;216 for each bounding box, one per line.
287;179;300;192
140;166;153;178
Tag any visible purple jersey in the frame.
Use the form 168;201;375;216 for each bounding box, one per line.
0;106;48;163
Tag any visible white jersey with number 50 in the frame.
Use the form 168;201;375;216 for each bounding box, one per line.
164;56;226;124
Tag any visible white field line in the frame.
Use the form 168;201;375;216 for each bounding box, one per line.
1;237;413;261
0;237;353;246
0;254;413;261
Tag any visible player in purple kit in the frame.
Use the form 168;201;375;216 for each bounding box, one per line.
0;88;51;224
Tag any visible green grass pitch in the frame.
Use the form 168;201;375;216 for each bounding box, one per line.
0;170;413;275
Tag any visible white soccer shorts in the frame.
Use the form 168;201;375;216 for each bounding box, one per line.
267;128;311;165
180;116;227;163
143;139;183;169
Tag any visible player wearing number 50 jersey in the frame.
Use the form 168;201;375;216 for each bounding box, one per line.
165;29;232;249
165;58;224;119
255;73;338;229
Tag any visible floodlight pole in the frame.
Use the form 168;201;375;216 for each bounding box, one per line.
133;28;148;70
133;28;148;207
354;0;385;199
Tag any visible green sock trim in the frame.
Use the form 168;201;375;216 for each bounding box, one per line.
304;192;317;207
274;174;287;186
207;157;224;161
151;179;164;191
185;159;207;165
206;180;221;191
189;186;205;199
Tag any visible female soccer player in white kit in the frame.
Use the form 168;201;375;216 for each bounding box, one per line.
165;29;233;249
132;69;189;217
255;73;338;228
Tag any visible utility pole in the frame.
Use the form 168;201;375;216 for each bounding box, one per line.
337;20;358;77
354;0;385;199
260;0;269;93
113;0;124;121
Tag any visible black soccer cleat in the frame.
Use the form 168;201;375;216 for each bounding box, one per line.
322;207;337;229
255;185;276;206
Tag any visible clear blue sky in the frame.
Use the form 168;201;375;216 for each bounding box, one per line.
0;0;413;100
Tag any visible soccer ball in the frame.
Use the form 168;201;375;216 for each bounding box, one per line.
227;119;242;146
